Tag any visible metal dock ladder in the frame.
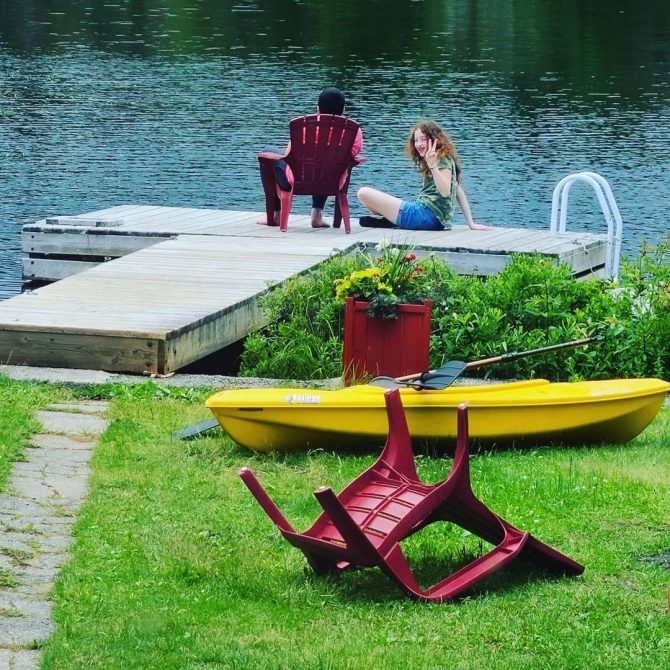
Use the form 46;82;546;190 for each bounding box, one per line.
550;171;623;280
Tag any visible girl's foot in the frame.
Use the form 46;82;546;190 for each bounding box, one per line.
359;215;396;228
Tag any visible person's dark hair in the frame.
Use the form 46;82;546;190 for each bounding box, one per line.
318;86;346;115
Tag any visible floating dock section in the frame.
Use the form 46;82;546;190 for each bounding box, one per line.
0;205;607;374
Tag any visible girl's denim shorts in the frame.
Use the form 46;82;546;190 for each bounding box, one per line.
396;201;444;230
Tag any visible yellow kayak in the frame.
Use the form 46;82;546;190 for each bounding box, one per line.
205;378;670;453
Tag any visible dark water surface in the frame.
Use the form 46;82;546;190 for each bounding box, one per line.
1;0;669;299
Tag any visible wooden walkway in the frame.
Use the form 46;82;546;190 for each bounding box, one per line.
0;205;607;374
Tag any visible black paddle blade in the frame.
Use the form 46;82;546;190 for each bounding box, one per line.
410;360;468;390
171;418;220;440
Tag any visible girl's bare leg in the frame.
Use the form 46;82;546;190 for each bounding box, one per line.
357;187;402;224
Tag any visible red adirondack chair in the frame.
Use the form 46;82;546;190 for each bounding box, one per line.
257;114;365;233
239;390;584;603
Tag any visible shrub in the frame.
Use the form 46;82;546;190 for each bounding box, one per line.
239;254;359;379
598;240;670;378
239;239;670;382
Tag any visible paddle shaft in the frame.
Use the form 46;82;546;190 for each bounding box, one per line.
396;336;602;382
465;336;602;369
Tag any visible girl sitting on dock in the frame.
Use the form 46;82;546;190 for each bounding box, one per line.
357;120;493;231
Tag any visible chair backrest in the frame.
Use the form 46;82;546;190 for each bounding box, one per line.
286;114;360;195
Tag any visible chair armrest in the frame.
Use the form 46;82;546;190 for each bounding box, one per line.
257;151;286;161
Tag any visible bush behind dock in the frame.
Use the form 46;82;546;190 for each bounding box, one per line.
240;238;670;382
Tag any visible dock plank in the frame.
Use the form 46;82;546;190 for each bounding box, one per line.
1;236;334;354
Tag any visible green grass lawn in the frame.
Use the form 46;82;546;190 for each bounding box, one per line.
27;384;670;669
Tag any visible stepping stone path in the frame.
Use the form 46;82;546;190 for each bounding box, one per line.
0;401;108;669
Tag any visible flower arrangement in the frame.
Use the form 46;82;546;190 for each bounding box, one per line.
334;240;430;318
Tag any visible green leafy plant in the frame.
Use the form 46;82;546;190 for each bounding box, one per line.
240;254;361;379
334;240;431;318
599;239;670;378
241;238;670;382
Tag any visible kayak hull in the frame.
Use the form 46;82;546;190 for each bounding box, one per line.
205;378;670;453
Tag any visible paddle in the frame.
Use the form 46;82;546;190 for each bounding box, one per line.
171;418;220;441
370;335;603;390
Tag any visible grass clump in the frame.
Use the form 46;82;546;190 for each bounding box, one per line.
40;391;670;669
0;567;19;588
0;374;66;491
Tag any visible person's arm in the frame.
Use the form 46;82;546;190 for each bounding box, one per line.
429;164;453;197
457;184;494;230
425;139;455;197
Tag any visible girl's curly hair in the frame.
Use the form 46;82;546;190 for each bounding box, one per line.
405;120;461;180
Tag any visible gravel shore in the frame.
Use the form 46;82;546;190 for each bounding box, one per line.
0;364;343;390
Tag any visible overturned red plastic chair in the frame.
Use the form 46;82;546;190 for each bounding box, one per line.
239;389;584;602
257;114;364;233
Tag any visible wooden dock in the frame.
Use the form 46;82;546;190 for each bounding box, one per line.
22;204;607;281
0;205;607;374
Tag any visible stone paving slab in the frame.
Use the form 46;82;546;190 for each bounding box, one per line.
47;401;110;414
0;596;53;646
35;411;108;436
0;401;109;669
0;512;75;532
0;535;36;556
0;497;45;519
12;462;91;478
30;434;97;451
0;649;42;670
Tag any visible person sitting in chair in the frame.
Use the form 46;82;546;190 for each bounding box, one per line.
257;86;363;228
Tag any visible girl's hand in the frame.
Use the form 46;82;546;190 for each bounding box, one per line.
425;139;438;169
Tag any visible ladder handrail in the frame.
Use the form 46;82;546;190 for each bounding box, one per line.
580;172;623;277
550;171;623;280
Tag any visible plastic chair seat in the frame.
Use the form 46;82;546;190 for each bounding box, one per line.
257;114;364;233
317;477;432;548
239;389;584;602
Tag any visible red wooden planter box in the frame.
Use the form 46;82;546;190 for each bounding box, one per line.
342;297;432;384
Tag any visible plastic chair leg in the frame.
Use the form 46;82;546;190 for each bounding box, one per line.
333;198;342;229
277;189;294;232
258;159;279;227
521;535;585;575
416;529;529;603
335;192;351;233
239;467;296;532
313;486;380;567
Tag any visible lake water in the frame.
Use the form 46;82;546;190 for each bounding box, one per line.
1;0;669;299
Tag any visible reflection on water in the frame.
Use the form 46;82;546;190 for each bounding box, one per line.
1;0;669;299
